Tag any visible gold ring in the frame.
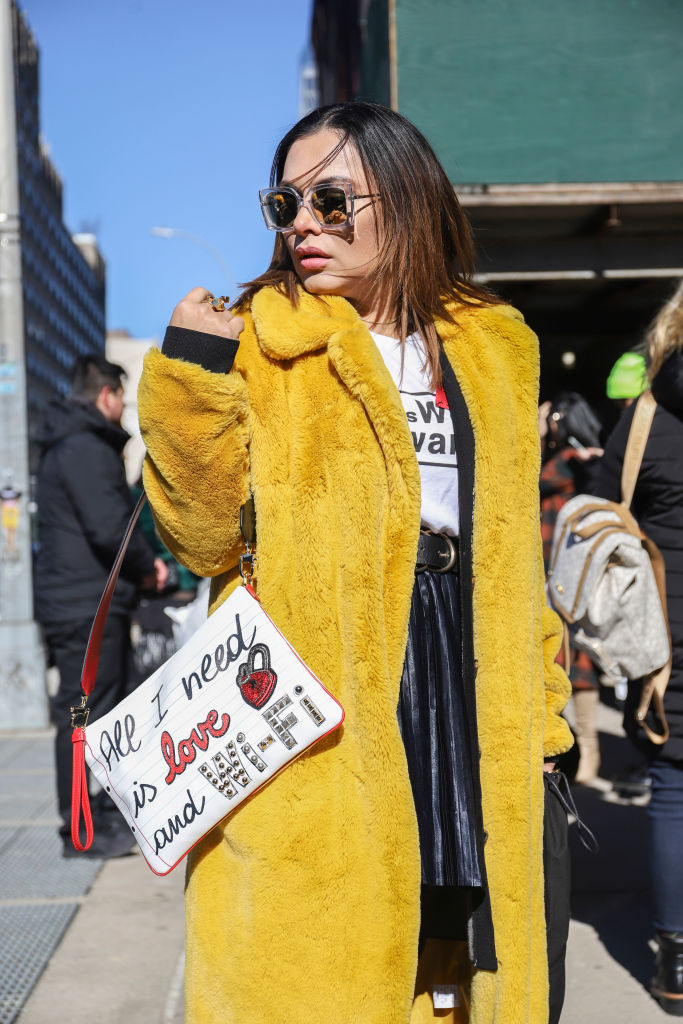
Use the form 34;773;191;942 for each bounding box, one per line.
211;295;229;312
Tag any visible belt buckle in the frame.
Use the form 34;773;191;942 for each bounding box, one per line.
416;530;457;573
435;532;457;573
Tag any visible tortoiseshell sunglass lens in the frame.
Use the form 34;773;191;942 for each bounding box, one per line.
261;189;299;229
309;185;349;225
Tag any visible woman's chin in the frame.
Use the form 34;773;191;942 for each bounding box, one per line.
298;272;356;301
300;276;335;296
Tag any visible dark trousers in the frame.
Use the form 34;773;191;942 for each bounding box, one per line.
544;771;571;1024
649;758;683;933
44;614;132;836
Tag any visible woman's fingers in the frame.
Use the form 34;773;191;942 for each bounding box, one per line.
224;316;245;340
169;287;244;341
186;285;215;303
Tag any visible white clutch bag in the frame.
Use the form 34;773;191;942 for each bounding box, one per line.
70;497;344;875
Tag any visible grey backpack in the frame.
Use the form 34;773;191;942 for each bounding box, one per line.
547;392;671;744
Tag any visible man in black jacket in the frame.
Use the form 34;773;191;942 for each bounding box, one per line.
35;354;167;858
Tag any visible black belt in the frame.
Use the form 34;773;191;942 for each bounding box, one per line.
416;530;459;574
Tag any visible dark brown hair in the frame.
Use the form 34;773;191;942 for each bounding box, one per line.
238;101;499;386
71;354;126;402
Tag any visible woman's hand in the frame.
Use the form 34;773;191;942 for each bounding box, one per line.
170;286;244;341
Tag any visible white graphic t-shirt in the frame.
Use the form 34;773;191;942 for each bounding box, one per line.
371;330;459;536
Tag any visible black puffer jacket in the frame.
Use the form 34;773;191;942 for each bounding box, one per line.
594;350;683;760
34;396;155;624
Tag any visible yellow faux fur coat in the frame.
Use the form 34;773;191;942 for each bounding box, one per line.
138;286;572;1024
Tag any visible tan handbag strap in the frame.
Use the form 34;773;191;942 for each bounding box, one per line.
618;394;671;740
549;500;641;576
621;390;656;509
569;527;632;619
635;534;672;744
549;503;643;623
621;407;671;742
570;506;641;542
549;502;614;576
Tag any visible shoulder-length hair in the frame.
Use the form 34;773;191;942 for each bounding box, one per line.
647;279;683;382
237;101;500;387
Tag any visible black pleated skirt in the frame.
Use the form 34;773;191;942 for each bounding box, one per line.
397;568;482;888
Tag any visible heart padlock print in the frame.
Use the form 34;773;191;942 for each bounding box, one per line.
236;643;278;709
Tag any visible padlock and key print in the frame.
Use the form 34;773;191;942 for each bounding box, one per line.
236;643;278;709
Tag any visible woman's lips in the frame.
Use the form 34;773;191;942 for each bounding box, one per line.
296;247;330;270
299;256;330;269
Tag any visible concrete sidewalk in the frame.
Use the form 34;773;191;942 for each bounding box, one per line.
0;703;674;1023
0;730;184;1024
19;851;185;1024
562;699;670;1023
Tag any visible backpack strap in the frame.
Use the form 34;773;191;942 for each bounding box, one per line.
622;409;671;745
621;390;657;510
569;526;637;619
549;501;621;577
637;534;672;745
620;395;671;743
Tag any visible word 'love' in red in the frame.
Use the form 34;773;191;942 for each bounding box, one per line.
161;709;230;785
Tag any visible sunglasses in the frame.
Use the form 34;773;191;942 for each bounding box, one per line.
259;181;380;232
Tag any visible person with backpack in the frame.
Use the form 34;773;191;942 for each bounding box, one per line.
539;393;603;783
593;280;683;1015
603;351;652;799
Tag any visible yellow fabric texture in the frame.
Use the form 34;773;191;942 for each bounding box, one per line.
138;287;572;1024
411;940;471;1023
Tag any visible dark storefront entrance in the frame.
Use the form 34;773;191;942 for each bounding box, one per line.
463;182;683;436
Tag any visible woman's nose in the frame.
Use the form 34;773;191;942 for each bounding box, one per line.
291;202;322;235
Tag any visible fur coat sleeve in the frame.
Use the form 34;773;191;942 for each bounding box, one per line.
138;350;251;577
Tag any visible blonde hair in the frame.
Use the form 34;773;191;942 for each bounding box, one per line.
647;279;683;382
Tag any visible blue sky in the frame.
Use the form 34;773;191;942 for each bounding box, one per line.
20;0;314;338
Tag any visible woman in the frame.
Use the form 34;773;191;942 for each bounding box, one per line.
138;102;572;1024
594;280;683;1015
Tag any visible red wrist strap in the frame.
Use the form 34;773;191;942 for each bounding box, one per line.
71;727;93;851
70;493;147;852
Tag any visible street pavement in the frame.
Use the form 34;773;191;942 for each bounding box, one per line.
0;728;183;1024
0;701;673;1023
563;698;671;1024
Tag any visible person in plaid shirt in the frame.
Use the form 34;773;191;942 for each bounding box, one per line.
539;394;603;783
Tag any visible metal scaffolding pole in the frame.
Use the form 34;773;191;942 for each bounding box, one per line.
0;0;47;727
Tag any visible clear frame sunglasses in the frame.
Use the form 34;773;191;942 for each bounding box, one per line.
259;181;380;232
